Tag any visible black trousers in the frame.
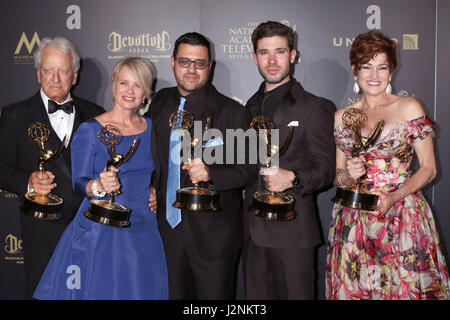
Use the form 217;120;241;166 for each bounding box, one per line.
243;237;315;300
159;220;240;300
20;215;67;299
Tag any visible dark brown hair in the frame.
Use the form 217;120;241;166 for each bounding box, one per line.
251;21;295;52
350;30;397;74
173;32;211;61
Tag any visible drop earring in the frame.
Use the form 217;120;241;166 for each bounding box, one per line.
385;77;392;95
353;76;360;94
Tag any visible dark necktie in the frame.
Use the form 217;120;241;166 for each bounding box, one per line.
48;100;74;114
166;97;186;228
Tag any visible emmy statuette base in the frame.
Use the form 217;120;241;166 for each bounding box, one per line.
251;191;296;221
21;192;63;221
84;199;130;228
332;187;378;211
172;187;221;212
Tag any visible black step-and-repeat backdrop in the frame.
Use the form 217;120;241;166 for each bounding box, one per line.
1;0;449;300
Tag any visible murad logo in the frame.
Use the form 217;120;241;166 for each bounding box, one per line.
107;30;172;63
14;32;40;64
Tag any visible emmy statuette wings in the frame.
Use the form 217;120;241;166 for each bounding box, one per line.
250;115;296;222
21;122;67;221
170;111;221;212
331;108;385;211
83;124;139;228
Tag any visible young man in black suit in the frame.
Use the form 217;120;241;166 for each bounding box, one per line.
243;21;336;299
0;37;104;299
146;32;256;299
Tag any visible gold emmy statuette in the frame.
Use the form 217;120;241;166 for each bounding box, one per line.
21;122;66;220
331;108;385;211
170;111;221;212
83;124;139;228
250;115;295;221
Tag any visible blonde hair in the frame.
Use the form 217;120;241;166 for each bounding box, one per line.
111;56;155;99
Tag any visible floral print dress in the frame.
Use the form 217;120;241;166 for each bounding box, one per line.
326;115;450;300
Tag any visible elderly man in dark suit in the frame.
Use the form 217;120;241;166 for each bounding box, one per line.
243;21;336;299
146;32;256;299
0;37;104;299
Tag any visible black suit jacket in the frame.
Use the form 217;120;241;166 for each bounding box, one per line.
245;79;336;250
146;85;257;260
0;91;103;295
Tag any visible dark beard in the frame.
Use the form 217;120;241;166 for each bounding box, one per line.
259;68;290;85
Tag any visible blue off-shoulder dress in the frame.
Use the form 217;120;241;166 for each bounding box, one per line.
33;118;169;300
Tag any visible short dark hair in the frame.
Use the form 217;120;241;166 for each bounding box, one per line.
251;21;295;52
173;32;211;61
350;30;397;74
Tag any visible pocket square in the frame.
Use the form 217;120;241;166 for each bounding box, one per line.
203;136;224;148
288;121;299;127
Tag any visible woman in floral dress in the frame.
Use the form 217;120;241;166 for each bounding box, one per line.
326;30;450;300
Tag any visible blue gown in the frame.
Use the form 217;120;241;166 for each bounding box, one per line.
33;118;169;300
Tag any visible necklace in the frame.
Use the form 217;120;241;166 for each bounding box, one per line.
108;114;141;133
108;120;129;132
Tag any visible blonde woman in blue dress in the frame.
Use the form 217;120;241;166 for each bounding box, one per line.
34;57;169;299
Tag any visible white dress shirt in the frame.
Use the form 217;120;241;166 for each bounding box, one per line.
28;90;76;192
40;89;76;147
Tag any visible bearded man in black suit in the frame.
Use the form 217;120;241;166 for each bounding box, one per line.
0;37;104;299
243;21;336;299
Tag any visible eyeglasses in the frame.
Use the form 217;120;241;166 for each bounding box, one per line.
174;57;210;70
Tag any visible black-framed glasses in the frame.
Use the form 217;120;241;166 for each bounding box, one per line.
174;57;210;70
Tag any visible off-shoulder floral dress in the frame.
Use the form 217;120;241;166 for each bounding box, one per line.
326;115;450;300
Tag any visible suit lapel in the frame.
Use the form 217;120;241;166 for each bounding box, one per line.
272;80;311;155
151;91;173;138
272;86;297;148
204;86;220;130
71;97;84;145
148;88;177;181
28;92;63;152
